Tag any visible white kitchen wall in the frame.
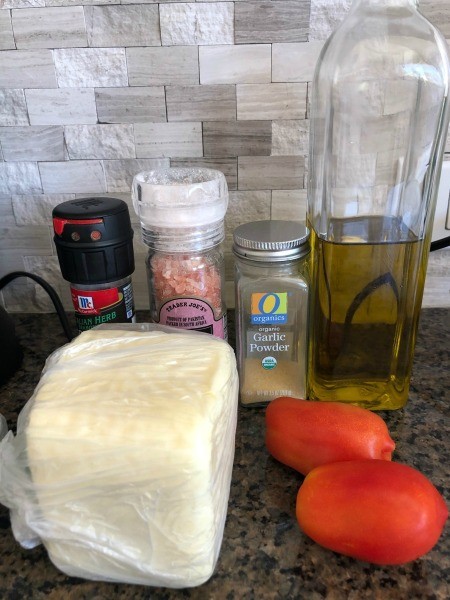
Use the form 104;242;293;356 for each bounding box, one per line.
0;0;449;312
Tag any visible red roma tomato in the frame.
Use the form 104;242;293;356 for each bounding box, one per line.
296;460;448;565
265;397;395;475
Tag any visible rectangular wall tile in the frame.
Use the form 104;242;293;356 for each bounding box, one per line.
199;45;271;84
160;3;233;46
224;189;272;275
0;162;42;194
0;271;60;313
203;121;271;157
421;0;450;39
95;87;166;124
423;248;450;306
121;0;184;3
135;122;202;158
272;120;309;156
39;160;106;193
43;0;116;6
225;189;271;250
12;194;76;225
0;225;52;252
26;89;98;125
54;48;127;87
0;251;27;282
238;156;305;190
0;50;56;88
170;157;237;190
21;255;72;311
0;10;15;50
127;46;199;86
237;83;308;120
0;195;15;227
271;189;307;221
64;124;135;159
309;0;348;42
166;85;236;122
423;274;450;307
3;0;45;6
0;126;65;161
85;5;160;47
0;90;28;126
273;42;324;83
103;158;170;193
235;1;309;44
12;7;87;49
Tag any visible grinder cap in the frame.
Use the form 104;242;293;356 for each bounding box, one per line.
52;197;135;285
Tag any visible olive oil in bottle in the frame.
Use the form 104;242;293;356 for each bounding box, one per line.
307;218;428;410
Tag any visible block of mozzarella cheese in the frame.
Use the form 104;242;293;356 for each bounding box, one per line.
10;325;239;587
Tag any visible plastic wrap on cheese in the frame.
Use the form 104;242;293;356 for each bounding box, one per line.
0;324;239;588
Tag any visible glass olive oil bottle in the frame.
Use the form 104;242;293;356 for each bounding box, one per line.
308;217;428;409
307;0;450;409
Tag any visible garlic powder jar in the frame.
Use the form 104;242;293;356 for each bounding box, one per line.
233;221;310;406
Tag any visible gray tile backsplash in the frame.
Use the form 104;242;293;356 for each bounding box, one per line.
0;126;65;161
26;88;98;125
1;0;449;311
39;160;106;193
0;90;29;126
234;1;310;44
127;46;199;86
64;124;135;159
12;7;87;49
203;121;272;157
166;85;236;122
0;49;57;88
199;44;271;84
238;156;306;190
0;162;42;194
95;87;166;123
84;5;161;47
160;2;233;46
134;122;203;158
236;83;308;120
103;158;169;193
0;10;16;50
53;48;127;87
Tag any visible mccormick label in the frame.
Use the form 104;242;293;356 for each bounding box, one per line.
251;292;288;324
157;297;227;340
71;282;135;332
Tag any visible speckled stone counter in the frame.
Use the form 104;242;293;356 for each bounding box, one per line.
0;309;448;600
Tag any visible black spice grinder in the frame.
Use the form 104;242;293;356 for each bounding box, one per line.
52;197;136;333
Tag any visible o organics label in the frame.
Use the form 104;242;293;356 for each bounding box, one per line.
251;292;288;324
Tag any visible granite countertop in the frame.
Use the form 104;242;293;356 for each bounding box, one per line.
0;309;448;600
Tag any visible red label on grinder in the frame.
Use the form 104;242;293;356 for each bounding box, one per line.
71;283;135;332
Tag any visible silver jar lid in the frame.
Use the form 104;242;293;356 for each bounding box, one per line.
233;220;310;262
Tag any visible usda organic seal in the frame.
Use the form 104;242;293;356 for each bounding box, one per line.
262;356;277;370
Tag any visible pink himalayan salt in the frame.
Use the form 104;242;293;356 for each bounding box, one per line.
151;253;222;314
